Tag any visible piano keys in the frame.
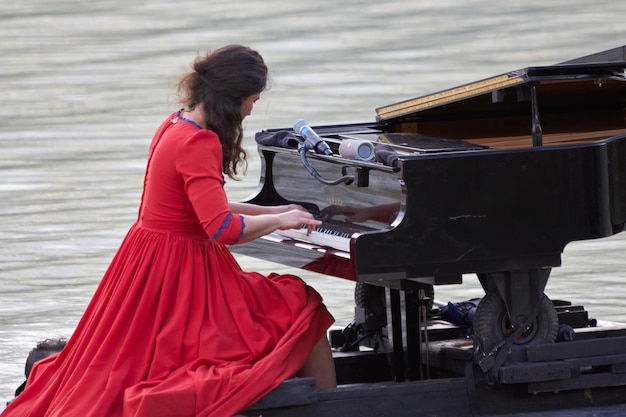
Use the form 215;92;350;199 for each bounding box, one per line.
272;215;380;253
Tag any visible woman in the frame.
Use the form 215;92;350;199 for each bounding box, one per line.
3;44;336;417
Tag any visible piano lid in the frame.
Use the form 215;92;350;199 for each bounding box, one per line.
376;45;626;123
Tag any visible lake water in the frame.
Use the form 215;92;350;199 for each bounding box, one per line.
1;0;626;403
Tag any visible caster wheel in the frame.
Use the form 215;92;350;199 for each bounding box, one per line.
474;291;558;349
355;282;386;317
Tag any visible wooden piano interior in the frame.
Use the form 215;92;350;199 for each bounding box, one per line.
379;76;626;150
470;128;626;149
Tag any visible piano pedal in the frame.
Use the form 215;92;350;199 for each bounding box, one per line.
334;307;390;353
339;283;440;353
328;327;348;349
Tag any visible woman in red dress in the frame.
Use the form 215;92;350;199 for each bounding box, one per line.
3;44;336;417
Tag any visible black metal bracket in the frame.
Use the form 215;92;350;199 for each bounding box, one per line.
341;166;370;187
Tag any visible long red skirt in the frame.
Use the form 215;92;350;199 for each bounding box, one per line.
3;224;333;417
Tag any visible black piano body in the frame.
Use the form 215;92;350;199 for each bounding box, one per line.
238;45;626;294
235;46;626;416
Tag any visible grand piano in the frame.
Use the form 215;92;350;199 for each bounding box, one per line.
235;46;626;416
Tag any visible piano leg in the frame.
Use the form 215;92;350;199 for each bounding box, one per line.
386;284;433;382
388;289;405;381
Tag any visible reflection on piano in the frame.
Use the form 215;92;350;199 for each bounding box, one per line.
231;45;626;382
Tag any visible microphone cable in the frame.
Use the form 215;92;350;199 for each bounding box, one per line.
297;141;354;186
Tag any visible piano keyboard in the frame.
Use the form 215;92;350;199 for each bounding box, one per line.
272;219;376;253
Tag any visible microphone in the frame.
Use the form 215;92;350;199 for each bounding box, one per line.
293;119;332;155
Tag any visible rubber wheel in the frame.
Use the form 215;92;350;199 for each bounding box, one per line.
474;291;558;349
355;282;386;317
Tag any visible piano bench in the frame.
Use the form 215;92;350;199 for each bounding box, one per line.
246;377;317;411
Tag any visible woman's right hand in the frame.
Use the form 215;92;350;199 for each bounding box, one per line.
234;207;321;244
276;209;322;236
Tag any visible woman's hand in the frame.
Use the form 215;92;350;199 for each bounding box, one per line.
270;204;309;214
231;204;321;244
276;208;321;236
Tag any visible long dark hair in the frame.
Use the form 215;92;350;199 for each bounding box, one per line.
177;45;267;180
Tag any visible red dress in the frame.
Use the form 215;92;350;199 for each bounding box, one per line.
3;112;334;417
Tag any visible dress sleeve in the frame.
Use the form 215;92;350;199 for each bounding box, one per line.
176;130;244;244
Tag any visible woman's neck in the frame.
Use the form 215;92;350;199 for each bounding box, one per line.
182;107;206;129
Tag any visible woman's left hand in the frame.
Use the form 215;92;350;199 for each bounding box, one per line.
271;204;309;214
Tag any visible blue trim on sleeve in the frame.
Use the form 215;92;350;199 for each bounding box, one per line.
234;214;245;244
211;213;245;243
211;213;232;240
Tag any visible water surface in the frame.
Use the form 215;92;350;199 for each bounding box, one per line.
1;0;626;402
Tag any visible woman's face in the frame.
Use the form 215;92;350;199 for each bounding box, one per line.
240;93;261;120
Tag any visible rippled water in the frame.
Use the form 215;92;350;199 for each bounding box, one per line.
1;0;626;403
